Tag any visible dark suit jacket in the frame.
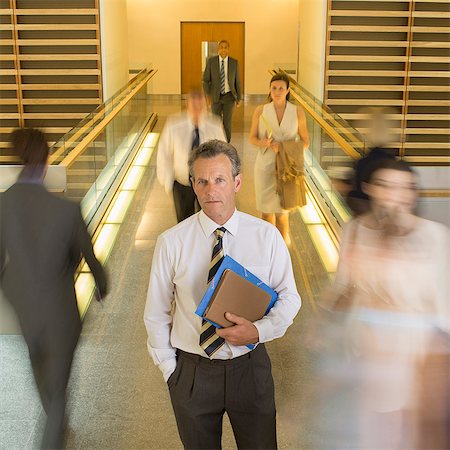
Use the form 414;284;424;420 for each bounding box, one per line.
0;183;107;347
202;55;241;103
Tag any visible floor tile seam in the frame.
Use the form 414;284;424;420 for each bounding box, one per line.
23;410;44;448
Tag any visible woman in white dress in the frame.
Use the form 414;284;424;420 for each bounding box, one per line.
249;73;309;245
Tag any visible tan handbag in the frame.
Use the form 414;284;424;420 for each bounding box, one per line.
276;140;306;210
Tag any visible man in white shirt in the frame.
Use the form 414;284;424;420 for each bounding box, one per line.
157;90;226;223
202;40;241;143
145;140;301;449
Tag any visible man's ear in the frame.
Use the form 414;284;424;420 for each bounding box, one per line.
234;173;242;193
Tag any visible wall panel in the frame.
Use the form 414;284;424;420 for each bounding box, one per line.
325;0;450;159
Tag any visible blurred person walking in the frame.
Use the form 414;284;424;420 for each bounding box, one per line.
313;158;449;449
202;40;241;143
249;72;309;246
346;107;396;215
0;128;108;449
157;89;226;223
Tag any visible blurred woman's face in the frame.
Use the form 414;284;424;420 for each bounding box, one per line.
270;80;289;102
365;169;417;214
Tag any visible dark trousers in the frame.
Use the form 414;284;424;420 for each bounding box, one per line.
168;344;277;450
212;92;235;143
27;331;78;449
172;181;197;223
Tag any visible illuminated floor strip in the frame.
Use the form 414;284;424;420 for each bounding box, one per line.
81;132;139;221
298;192;340;275
75;132;159;317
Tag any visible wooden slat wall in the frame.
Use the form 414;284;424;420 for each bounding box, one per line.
406;0;450;157
0;1;21;150
0;0;102;154
325;0;450;159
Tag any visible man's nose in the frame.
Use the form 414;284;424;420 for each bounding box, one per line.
205;183;216;196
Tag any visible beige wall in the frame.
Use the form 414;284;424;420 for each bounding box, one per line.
127;0;300;94
297;0;327;101
100;0;130;100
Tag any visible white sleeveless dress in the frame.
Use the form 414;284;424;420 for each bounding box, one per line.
254;101;299;213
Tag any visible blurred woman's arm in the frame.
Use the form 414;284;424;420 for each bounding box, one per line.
318;220;356;311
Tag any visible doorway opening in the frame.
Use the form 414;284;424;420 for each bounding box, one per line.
180;22;245;96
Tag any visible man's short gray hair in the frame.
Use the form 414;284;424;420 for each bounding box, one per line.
188;139;241;179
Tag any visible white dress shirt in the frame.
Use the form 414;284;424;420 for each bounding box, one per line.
219;56;230;94
144;209;301;381
156;112;226;193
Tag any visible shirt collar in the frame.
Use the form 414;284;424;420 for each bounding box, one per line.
187;112;205;129
198;209;239;238
17;164;46;185
219;56;228;64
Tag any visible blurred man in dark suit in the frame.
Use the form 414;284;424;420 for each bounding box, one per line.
203;40;241;143
0;128;108;449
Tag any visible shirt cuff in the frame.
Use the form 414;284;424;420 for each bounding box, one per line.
159;357;177;383
253;318;274;344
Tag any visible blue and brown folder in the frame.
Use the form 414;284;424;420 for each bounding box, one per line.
196;255;278;339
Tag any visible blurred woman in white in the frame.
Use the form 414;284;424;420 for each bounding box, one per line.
330;158;449;449
249;72;309;245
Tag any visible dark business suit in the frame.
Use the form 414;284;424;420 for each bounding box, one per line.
0;181;107;449
202;55;241;142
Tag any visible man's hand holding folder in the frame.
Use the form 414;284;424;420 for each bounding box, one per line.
215;312;259;346
195;255;278;349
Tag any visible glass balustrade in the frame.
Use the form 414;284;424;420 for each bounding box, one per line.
49;67;156;225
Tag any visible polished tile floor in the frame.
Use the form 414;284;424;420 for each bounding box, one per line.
0;96;329;449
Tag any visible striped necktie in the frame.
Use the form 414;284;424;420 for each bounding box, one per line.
192;126;199;150
220;59;226;95
199;227;226;356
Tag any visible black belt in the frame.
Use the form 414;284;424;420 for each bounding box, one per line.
177;345;263;366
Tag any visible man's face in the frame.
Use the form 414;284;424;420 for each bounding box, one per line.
192;154;241;225
365;168;417;214
187;95;206;122
218;42;229;59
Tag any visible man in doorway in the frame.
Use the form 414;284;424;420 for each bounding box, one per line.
202;40;241;143
157;89;226;223
145;140;301;449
